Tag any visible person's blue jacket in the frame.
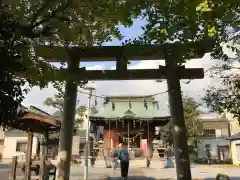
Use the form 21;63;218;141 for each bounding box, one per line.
117;148;129;162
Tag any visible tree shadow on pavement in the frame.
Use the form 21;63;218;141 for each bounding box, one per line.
108;176;173;180
109;176;240;180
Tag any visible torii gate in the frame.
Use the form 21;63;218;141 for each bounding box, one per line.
36;40;214;180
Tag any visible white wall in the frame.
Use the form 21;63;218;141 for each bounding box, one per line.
231;140;240;165
198;138;229;159
229;120;240;136
82;114;88;130
2;136;38;159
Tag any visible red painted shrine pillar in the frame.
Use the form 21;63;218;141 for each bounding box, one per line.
143;123;154;167
102;127;119;167
103;129;119;148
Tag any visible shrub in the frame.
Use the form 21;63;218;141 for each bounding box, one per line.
192;157;208;164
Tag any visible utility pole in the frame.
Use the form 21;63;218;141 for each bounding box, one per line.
56;59;79;180
84;83;95;180
166;57;192;180
127;121;130;151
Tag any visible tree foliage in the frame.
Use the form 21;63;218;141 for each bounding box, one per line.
203;61;240;121
8;0;143;85
125;0;240;64
0;0;142;125
44;92;87;130
137;1;239;122
165;97;202;146
0;3;29;126
183;97;203;144
44;94;64;112
1;0;239;127
203;26;240;121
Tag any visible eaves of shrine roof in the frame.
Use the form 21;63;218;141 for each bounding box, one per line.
5;105;61;133
90;100;170;120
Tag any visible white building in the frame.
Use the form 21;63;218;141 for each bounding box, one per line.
197;113;230;160
226;112;240;136
2;130;39;160
77;106;98;130
225;112;240;165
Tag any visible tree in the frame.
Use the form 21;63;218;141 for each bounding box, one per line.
0;0;143;126
44;92;87;130
0;4;30;126
0;55;28;127
203;34;240;121
183;97;203;148
75;105;87;129
204;74;239;121
44;94;64;112
165;96;203;148
125;1;239;64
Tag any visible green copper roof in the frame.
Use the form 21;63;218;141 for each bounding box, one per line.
91;98;169;119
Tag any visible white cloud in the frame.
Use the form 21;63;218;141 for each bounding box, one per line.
22;46;237;115
86;65;104;70
22;84;58;111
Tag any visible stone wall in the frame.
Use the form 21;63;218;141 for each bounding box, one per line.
72;136;80;156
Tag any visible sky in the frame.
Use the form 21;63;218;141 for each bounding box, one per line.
22;19;239;116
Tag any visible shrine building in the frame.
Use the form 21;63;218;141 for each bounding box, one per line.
90;95;170;156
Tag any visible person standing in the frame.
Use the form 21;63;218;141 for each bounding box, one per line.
117;143;129;180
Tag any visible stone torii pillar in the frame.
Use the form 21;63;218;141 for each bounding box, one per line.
56;59;79;180
166;57;192;180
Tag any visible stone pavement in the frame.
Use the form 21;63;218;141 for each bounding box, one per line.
109;177;157;180
1;159;240;180
69;160;166;180
70;166;157;180
69;160;240;180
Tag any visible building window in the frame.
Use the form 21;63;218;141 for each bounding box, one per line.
203;129;216;137
218;145;230;160
16;142;27;152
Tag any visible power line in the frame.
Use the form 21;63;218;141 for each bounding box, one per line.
144;89;171;97
78;89;105;98
77;87;171;99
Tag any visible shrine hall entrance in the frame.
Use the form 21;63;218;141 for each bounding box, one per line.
118;131;142;149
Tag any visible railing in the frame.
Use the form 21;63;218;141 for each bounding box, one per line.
8;156;56;180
